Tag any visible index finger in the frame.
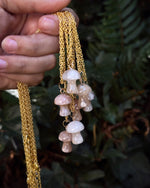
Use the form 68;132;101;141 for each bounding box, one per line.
38;8;79;36
0;0;71;13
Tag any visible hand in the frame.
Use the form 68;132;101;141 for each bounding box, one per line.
0;0;78;89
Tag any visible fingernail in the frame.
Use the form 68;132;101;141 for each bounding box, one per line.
0;59;7;69
42;17;56;28
40;15;59;32
5;39;18;53
44;15;58;23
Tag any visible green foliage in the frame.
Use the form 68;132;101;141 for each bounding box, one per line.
0;0;150;187
87;0;150;124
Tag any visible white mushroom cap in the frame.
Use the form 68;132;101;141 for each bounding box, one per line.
78;84;92;95
62;69;81;81
54;94;72;106
58;131;72;142
66;121;84;133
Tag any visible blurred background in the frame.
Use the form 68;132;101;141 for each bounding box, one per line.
0;0;150;187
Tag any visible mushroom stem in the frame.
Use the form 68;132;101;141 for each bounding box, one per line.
72;110;82;121
66;80;78;94
78;96;90;108
62;142;72;153
60;105;71;117
83;101;93;112
72;132;83;145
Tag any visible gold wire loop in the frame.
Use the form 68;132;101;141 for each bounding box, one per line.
62;116;70;127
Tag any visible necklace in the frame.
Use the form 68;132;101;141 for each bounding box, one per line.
17;11;94;188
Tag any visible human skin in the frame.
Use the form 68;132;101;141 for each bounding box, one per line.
0;0;78;89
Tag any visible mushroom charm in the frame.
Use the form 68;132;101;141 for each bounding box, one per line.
54;94;72;117
66;121;84;145
62;69;81;94
83;102;93;112
58;131;72;153
83;91;94;112
72;100;82;121
78;84;93;111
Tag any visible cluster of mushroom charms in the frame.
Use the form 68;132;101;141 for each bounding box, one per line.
54;68;94;153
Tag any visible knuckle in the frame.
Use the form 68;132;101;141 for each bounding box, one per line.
17;60;26;71
19;35;39;56
27;35;39;55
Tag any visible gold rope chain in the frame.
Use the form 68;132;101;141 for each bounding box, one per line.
17;83;41;188
56;11;87;88
17;11;86;188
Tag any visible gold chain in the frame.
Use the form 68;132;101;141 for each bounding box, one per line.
17;82;41;188
65;11;87;83
57;11;87;83
57;13;66;86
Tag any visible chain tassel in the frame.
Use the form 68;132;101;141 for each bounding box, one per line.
55;12;94;153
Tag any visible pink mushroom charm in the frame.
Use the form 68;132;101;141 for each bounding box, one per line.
77;84;93;110
83;91;94;112
54;94;72;117
58;131;72;153
83;102;93;112
66;121;84;145
72;100;82;121
62;69;81;94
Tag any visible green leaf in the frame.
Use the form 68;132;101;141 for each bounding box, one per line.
121;0;137;19
124;21;145;44
103;148;127;161
79;170;105;182
130;152;150;174
79;183;103;188
103;103;118;124
122;9;139;27
119;0;131;10
123;17;141;36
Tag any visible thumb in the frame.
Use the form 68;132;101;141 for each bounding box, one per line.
0;0;71;13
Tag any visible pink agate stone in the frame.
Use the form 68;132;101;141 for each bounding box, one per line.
62;69;81;94
54;94;72;117
72;100;82;121
58;131;72;153
66;121;84;145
